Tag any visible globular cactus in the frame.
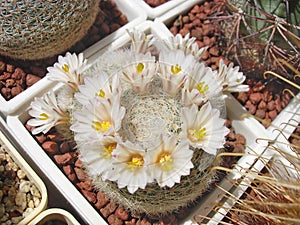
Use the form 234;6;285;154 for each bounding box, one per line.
217;0;300;77
0;0;100;60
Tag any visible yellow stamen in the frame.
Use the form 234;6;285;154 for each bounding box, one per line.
39;113;49;120
188;127;206;142
127;154;144;171
96;89;105;98
157;152;173;172
62;64;69;73
196;82;209;95
92;120;111;133
136;63;144;74
236;78;241;83
100;143;117;159
171;64;181;75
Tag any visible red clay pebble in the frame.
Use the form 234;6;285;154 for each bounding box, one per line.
137;218;151;225
67;173;78;183
53;152;77;165
125;218;137;225
47;133;64;142
75;158;83;168
26;74;41;87
235;134;246;145
82;190;97;204
249;92;262;104
257;100;267;110
1;87;11;99
76;180;93;191
11;85;24;96
108;214;123;225
115;207;129;220
5;78;15;88
100;202;117;218
255;109;266;119
42;141;59;154
11;67;26;80
144;0;169;8
35;134;47;144
95;191;109;209
268;110;278;121
74;167;87;181
63;165;74;176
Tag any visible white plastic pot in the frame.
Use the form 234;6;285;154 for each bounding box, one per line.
29;208;81;225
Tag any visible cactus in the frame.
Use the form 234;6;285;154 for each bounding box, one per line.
215;0;300;78
0;0;100;60
27;31;250;218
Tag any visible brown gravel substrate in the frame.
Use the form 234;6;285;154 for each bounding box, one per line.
168;0;229;71
234;80;292;128
25;118;245;225
0;0;128;101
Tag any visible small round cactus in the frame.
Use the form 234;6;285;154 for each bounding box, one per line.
0;0;100;60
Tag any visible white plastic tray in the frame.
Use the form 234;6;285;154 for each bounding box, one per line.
132;0;187;19
0;117;48;225
29;208;81;225
0;0;146;116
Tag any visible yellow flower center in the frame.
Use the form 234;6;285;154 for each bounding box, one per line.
188;127;206;142
157;152;173;172
236;78;241;83
171;64;181;75
100;143;117;159
39;113;49;120
92;120;111;133
62;64;69;73
96;89;105;98
136;63;144;74
196;82;209;95
127;154;144;171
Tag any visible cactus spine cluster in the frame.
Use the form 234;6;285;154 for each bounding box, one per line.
0;0;100;60
218;0;300;77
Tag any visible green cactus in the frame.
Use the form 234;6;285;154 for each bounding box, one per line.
218;0;300;77
0;0;100;60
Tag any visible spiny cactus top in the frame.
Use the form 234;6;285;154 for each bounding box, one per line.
0;0;100;60
27;30;249;216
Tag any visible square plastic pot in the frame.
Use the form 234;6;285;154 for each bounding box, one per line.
0;117;48;224
29;208;81;225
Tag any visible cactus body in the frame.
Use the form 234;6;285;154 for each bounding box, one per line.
92;145;219;216
0;0;100;60
221;0;300;76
